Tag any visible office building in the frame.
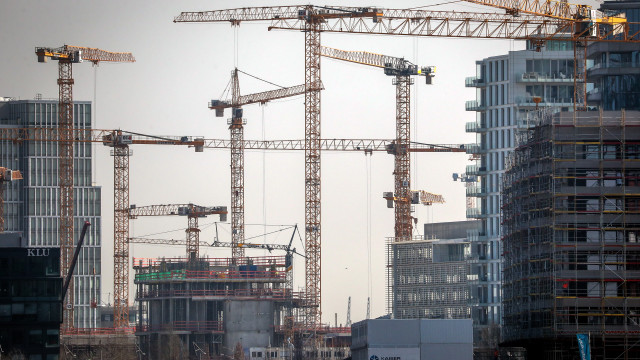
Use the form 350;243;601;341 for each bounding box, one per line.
464;41;575;346
0;232;62;359
0;98;102;328
502;110;640;359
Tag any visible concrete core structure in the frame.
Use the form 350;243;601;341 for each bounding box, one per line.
133;255;303;359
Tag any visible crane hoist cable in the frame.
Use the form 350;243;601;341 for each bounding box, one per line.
406;0;463;9
243;225;297;242
366;152;373;301
262;104;267;251
237;69;286;89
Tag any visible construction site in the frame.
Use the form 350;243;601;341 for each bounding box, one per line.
0;1;639;360
502;110;640;359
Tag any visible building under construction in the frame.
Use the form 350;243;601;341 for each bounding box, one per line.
133;254;306;359
501;110;640;359
387;221;476;319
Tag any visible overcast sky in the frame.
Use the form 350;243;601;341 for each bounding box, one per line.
0;0;541;325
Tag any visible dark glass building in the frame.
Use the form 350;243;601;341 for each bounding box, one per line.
0;233;62;359
587;0;640;110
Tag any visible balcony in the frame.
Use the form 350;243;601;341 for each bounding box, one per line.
465;100;485;111
465;121;488;133
516;72;574;83
465;121;477;133
466;207;481;218
467;230;488;243
465;143;486;155
466;164;487;176
466;185;487;197
465;76;486;87
515;96;573;108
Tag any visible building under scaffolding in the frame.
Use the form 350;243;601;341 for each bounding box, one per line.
133;255;305;359
387;221;476;319
502;110;640;359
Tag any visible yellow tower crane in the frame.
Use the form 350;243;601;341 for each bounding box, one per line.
209;69;312;260
35;45;135;329
321;46;439;241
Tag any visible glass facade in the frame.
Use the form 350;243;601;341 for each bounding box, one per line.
601;74;640;110
0;99;101;328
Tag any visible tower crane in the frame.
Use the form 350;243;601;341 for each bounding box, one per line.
321;46;437;241
175;5;638;335
35;45;135;328
128;203;227;260
0;127;203;328
209;69;311;259
0;167;23;233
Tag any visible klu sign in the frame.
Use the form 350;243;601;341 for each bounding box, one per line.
27;248;51;257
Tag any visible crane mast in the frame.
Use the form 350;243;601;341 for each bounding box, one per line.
35;45;135;329
321;47;435;240
230;69;245;259
210;70;309;260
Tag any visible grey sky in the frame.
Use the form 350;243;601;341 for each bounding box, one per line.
0;0;541;324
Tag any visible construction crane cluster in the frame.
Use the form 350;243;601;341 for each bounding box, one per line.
0;0;637;343
34;46;136;328
173;0;637;341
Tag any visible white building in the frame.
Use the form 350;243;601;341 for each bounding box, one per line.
464;41;575;346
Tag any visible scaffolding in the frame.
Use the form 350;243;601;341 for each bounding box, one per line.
502;110;640;359
133;255;306;359
386;236;471;319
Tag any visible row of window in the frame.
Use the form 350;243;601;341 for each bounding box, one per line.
26;141;93;159
525;59;575;79
12;102;92;128
479;107;514;129
27;187;101;217
27;157;94;187
478;58;509;84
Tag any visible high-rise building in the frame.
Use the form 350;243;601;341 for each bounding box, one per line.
587;0;640;111
464;42;575;346
501;110;640;359
0;98;102;328
386;221;477;320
